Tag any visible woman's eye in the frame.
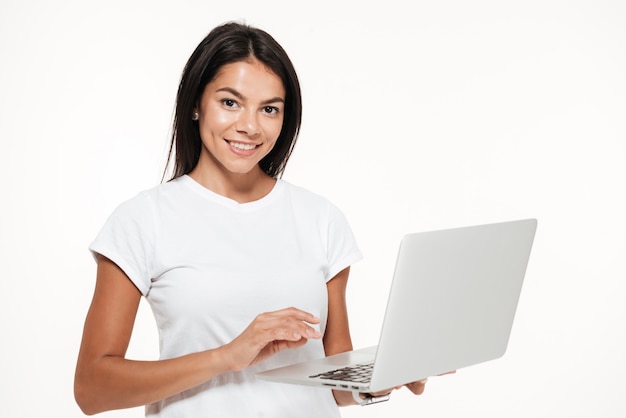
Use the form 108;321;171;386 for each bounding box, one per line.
222;99;237;108
264;106;279;115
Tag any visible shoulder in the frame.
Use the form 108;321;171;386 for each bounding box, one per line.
108;178;186;219
279;180;350;224
280;180;333;208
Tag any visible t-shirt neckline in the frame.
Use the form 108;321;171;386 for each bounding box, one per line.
178;174;284;209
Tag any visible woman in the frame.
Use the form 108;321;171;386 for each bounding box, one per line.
74;21;428;417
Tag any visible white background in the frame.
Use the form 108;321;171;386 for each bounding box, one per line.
1;1;625;417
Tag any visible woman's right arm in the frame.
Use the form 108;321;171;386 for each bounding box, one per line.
74;255;233;414
74;255;321;415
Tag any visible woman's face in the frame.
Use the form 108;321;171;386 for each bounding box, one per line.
194;59;286;177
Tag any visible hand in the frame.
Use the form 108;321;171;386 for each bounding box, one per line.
365;378;428;399
405;370;456;396
221;307;322;371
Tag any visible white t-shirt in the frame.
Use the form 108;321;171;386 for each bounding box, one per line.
89;175;362;418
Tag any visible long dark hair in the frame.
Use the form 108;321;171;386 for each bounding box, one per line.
163;22;303;181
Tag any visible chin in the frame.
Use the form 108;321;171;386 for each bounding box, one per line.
226;163;264;176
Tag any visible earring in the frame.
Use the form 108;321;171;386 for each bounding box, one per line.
192;111;199;121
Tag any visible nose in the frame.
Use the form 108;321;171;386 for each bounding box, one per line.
235;109;260;137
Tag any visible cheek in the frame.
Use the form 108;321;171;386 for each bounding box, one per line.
265;118;284;143
199;112;232;141
207;111;233;130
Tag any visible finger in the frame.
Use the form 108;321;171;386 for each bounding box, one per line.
438;370;456;376
274;319;321;341
272;307;321;325
286;323;322;341
369;389;394;397
272;337;309;352
272;308;322;338
406;378;428;395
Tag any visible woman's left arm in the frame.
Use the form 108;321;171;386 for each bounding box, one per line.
323;267;359;406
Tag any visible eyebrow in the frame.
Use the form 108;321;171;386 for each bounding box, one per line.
216;87;285;105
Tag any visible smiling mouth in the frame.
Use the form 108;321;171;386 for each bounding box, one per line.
227;140;258;151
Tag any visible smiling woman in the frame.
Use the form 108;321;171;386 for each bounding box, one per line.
73;21;424;418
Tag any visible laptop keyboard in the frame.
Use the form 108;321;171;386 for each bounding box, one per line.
308;362;374;383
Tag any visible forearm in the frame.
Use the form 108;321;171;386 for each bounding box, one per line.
74;347;230;415
324;269;359;407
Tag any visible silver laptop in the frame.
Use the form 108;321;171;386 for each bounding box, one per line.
256;218;537;399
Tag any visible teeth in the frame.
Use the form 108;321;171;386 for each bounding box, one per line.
229;141;256;151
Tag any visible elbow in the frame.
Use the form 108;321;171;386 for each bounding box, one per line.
74;385;97;416
74;374;103;416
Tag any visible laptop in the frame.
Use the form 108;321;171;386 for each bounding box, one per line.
256;218;537;400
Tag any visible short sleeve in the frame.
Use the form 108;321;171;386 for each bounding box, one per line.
88;192;156;295
324;202;363;281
